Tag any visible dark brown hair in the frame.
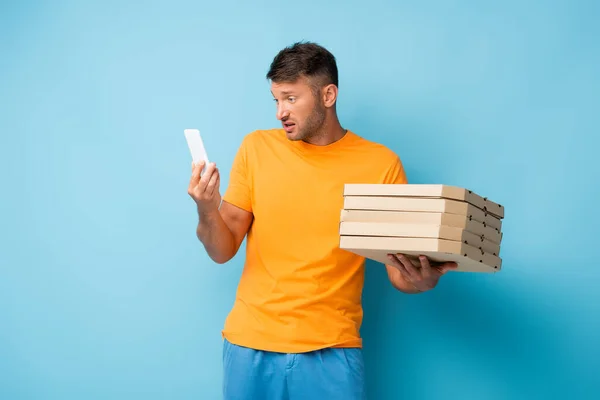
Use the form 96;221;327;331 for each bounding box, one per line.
266;41;338;91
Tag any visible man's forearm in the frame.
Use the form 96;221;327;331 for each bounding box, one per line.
196;207;236;264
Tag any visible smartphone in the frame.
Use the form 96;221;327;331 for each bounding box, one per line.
184;128;210;172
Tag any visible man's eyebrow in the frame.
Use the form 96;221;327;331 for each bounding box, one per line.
271;90;296;96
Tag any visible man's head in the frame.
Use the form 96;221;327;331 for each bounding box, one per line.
267;42;339;141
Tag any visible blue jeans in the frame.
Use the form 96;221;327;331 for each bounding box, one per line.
222;339;366;400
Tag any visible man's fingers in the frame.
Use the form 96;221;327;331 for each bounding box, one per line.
188;162;204;193
398;254;420;279
437;262;458;274
388;254;409;278
206;168;219;195
209;171;221;196
388;253;420;280
198;162;216;190
419;255;434;278
190;161;205;183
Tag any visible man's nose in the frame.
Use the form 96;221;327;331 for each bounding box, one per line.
276;103;290;120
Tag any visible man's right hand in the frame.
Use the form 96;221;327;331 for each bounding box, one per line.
186;159;253;264
188;161;221;215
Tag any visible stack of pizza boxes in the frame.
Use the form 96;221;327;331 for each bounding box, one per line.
338;184;505;273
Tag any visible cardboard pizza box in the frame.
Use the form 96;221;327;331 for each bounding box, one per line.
339;235;502;273
339;221;501;256
343;184;504;219
339;209;502;243
342;196;502;231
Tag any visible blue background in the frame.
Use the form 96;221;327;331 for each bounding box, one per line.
1;0;599;399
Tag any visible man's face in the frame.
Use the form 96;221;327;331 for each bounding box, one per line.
271;77;326;141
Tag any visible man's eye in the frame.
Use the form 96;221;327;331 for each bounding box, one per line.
288;97;296;102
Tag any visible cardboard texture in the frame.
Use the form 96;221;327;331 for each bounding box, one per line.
343;196;502;230
344;184;504;218
339;222;501;256
338;183;505;274
339;236;501;273
340;210;502;243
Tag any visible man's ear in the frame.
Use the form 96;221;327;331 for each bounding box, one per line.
322;84;338;108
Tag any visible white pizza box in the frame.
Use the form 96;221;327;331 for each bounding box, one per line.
342;196;502;231
339;235;502;273
339;209;502;243
344;183;504;219
339;221;500;256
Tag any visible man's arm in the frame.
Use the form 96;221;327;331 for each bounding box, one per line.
380;156;420;292
196;201;253;264
188;161;253;264
378;156;457;292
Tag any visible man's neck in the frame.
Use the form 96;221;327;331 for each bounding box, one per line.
304;116;346;146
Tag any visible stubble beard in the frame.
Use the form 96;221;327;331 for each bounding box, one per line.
294;102;326;142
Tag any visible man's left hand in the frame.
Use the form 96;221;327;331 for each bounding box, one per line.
387;254;458;292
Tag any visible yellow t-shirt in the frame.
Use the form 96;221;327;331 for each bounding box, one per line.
221;128;407;353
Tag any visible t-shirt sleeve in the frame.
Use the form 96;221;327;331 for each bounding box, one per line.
383;155;408;184
222;137;253;213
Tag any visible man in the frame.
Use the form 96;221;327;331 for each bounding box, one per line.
188;42;457;399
